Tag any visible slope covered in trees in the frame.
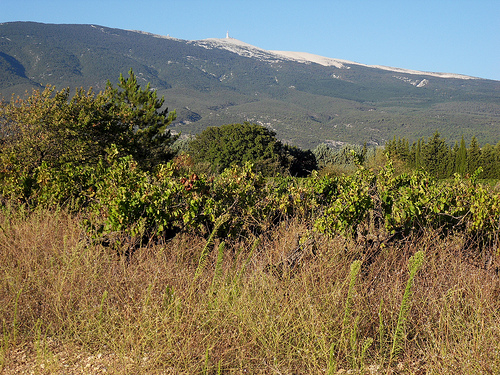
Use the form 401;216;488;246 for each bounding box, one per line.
1;22;499;149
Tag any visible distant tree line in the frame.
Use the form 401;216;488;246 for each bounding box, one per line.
385;132;500;179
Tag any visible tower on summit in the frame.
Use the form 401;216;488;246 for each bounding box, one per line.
226;31;229;39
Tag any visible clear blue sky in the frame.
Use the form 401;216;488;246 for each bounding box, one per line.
2;0;499;80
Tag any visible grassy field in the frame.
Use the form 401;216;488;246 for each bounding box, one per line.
1;207;499;374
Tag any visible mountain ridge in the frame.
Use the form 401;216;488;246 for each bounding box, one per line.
0;22;499;149
194;34;479;80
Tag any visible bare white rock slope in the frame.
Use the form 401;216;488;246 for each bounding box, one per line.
194;36;477;80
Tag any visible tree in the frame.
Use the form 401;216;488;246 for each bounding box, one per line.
385;136;411;164
281;144;317;177
1;86;104;174
467;136;482;176
455;136;468;175
0;70;178;204
481;143;498;179
188;122;283;174
0;69;177;173
188;122;316;176
421;132;450;178
415;138;423;169
105;69;177;168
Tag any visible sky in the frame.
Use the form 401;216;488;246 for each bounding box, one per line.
1;0;499;81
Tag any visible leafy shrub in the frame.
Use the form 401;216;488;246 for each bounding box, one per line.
0;70;177;206
188;122;316;176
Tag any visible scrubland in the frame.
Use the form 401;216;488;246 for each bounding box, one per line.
1;207;499;374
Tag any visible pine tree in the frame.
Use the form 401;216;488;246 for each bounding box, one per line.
421;132;450;178
106;69;178;169
467;136;481;176
480;143;498;179
415;138;423;169
456;136;467;175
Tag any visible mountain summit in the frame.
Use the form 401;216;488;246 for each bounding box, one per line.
194;35;477;80
0;22;498;148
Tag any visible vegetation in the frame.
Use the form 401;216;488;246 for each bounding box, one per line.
1;73;500;373
1;188;499;374
0;69;177;172
1;22;500;149
385;132;500;179
188;122;316;176
188;122;283;174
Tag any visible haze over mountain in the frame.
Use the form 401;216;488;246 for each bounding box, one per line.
1;22;499;149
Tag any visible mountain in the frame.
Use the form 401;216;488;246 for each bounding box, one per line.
1;21;499;149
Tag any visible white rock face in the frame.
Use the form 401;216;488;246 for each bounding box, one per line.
158;33;478;81
193;37;282;62
269;51;351;69
417;79;429;87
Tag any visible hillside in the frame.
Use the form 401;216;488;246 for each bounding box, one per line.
1;21;499;149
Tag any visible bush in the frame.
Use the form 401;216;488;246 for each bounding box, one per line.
188;122;316;176
0;70;177;205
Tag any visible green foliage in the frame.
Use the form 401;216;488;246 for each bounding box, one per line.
421;132;451;178
1;72;499;259
0;70;178;206
377;161;500;242
313;143;367;170
467;136;482;175
455;136;468;175
2;119;499;252
0;70;176;175
386;133;500;179
188;122;316;176
86;146;209;240
105;69;178;169
0;86;110;172
281;144;318;177
314;166;375;237
188;122;282;174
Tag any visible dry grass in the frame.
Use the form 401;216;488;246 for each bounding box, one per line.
1;208;499;374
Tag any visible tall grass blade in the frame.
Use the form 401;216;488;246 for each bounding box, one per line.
329;260;362;374
194;214;230;282
12;287;22;344
390;250;425;361
210;241;225;296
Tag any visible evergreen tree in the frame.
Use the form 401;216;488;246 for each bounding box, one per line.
481;143;498;179
455;136;468;175
415;138;423;169
106;69;178;169
385;136;411;164
410;142;417;168
467;136;482;175
396;138;411;162
451;141;459;173
421;132;450;178
188;122;316;176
